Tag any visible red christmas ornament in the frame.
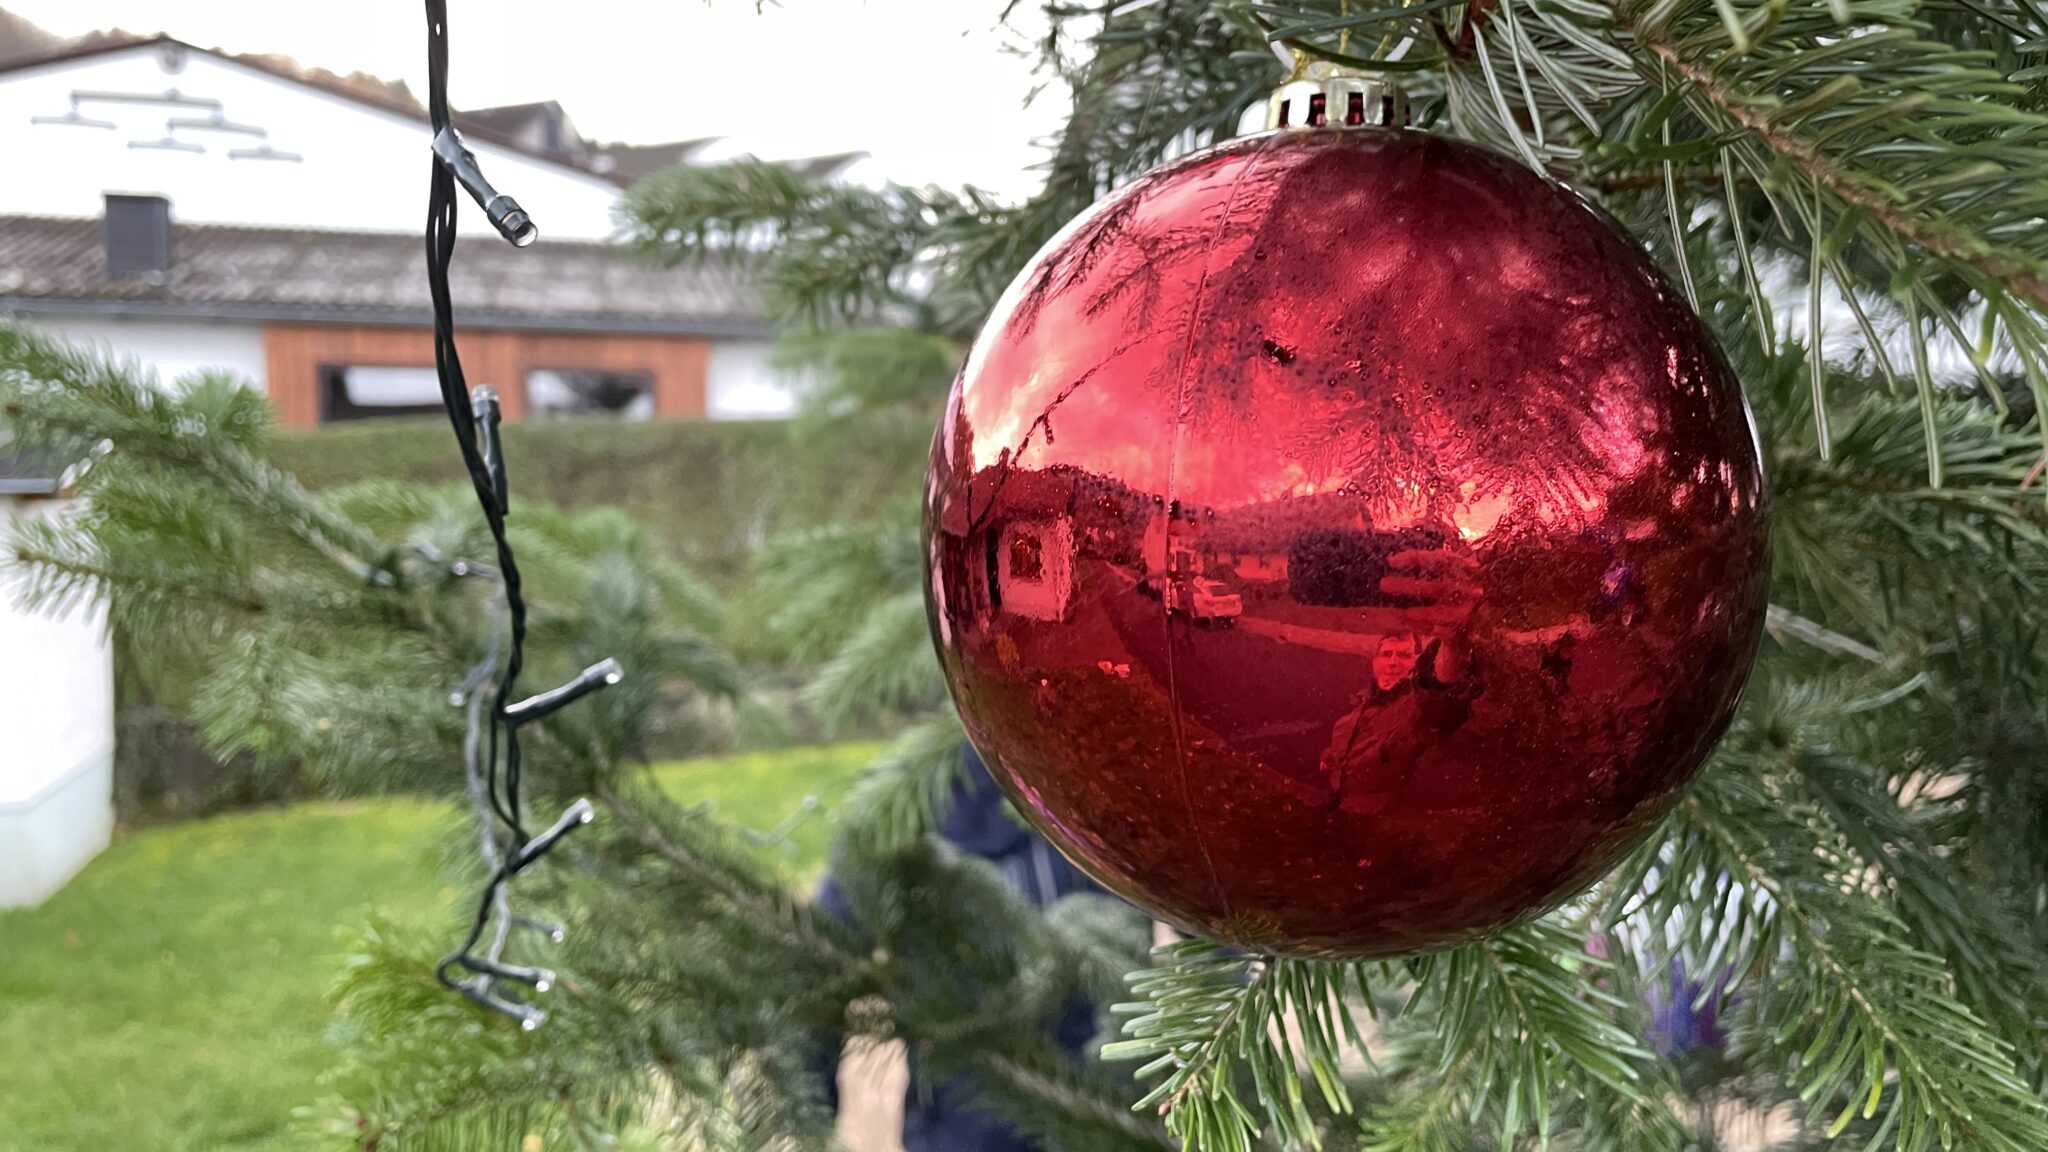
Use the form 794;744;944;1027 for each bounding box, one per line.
922;107;1769;958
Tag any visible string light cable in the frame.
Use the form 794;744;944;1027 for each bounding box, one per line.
423;0;617;1029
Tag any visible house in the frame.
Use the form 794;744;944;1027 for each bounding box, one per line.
0;27;837;422
445;98;879;189
0;450;111;909
0;195;785;423
0;33;628;238
0;11;852;903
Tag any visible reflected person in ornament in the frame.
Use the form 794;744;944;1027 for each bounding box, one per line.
1318;539;1485;814
1319;628;1482;814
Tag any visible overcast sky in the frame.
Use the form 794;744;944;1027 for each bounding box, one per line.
6;0;1068;199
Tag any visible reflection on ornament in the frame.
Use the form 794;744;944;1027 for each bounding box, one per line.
922;126;1770;958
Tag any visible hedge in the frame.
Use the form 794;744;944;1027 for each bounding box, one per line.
267;415;927;586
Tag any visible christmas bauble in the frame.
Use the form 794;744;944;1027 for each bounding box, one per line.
922;126;1769;958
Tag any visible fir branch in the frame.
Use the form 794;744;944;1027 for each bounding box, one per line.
1046;891;1159;1021
839;709;971;852
1;326;386;577
1792;744;2048;1082
973;1049;1183;1151
1108;942;1323;1152
5;517;264;621
1111;921;1678;1151
799;587;948;729
772;326;961;422
1617;1;2048;313
1403;919;1681;1148
1672;767;2048;1149
591;778;862;973
1354;1044;1482;1152
749;519;922;664
621;159;998;334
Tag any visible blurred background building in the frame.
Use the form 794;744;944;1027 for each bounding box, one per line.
0;7;850;903
0;449;110;908
0;21;861;424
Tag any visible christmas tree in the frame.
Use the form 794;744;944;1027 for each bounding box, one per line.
10;0;2048;1148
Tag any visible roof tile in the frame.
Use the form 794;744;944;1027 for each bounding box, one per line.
0;215;767;336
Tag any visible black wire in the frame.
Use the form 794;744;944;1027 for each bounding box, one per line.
424;0;607;1028
427;0;536;1022
425;0;530;843
441;867;511;985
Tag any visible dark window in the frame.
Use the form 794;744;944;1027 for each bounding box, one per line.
527;369;654;420
104;194;173;278
1010;533;1044;581
319;366;446;422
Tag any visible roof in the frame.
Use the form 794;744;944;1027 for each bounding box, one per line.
0;7;65;69
0;446;61;494
455;100;582;163
782;151;870;181
0;24;880;192
592;138;724;185
0;215;769;337
0;33;625;186
456;100;564;136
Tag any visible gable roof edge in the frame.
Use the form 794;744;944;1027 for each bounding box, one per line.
0;35;633;189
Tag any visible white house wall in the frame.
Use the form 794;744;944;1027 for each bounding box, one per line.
0;496;115;909
706;339;805;420
27;315;268;393
20;319;816;418
0;42;623;239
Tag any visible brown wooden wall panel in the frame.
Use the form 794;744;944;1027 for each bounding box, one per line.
261;323;713;428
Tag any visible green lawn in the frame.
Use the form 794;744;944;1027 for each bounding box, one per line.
0;743;874;1152
652;743;875;882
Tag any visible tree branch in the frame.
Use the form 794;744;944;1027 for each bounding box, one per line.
1620;13;2048;311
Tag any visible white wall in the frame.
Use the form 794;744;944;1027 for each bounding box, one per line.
24;309;809;420
0;495;115;908
706;339;805;420
0;42;623;240
26;315;268;392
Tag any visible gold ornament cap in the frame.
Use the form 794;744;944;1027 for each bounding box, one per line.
1265;65;1409;130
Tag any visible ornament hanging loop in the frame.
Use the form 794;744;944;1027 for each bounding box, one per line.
1265;70;1409;131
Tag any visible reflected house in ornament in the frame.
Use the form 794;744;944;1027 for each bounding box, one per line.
948;465;1084;625
935;463;1165;630
997;517;1074;622
1137;508;1244;625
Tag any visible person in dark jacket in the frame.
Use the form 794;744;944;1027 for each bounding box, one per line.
1320;629;1482;814
816;743;1110;1152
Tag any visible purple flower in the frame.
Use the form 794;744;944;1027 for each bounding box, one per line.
1646;957;1728;1057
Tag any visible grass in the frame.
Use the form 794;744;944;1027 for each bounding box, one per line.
0;800;453;1152
0;743;875;1152
651;741;878;883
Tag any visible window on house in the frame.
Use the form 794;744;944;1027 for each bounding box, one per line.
1010;533;1045;582
319;366;445;422
526;369;655;420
